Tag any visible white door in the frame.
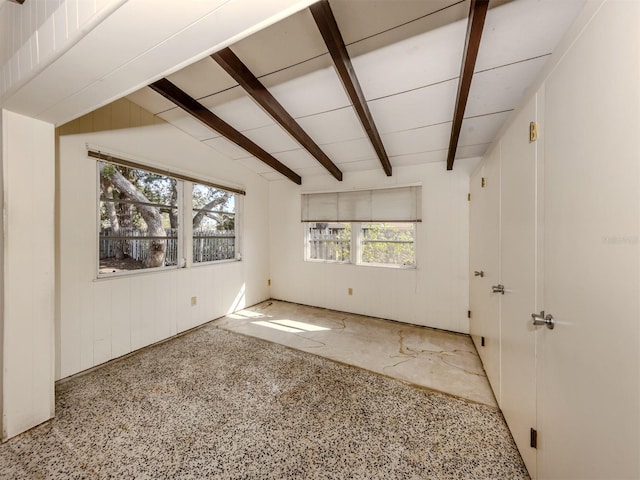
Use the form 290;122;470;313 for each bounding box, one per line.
500;95;539;477
537;2;640;478
469;148;501;402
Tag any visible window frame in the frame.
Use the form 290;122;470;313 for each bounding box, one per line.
304;221;417;269
191;182;239;266
95;156;242;279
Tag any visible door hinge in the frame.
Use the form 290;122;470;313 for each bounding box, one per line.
481;336;485;347
467;310;472;318
529;121;538;142
467;193;471;201
481;177;486;188
530;428;538;448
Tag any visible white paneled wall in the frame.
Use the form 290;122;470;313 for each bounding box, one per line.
269;163;471;333
1;109;55;440
57;98;270;380
0;0;126;100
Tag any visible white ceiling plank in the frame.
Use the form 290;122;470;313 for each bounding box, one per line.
458;111;513;147
202;136;252;160
381;122;452;157
368;79;458;134
475;0;586;72
201;89;275;132
329;0;462;45
466;56;549;118
242;123;301;153
272;148;320;169
261;55;351;118
231;8;327;78
167;56;237;100
236;156;277;174
390;149;448;167
291;165;330;177
456;143;491;159
297;106;366;144
349;2;468;100
321;138;376;164
126;87;177;115
157;108;219;141
336;158;381;173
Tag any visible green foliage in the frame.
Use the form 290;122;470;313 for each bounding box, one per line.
361;223;415;266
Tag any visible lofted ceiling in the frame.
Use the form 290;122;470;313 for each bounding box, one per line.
127;0;585;183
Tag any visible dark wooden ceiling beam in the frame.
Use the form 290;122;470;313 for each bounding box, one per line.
150;78;302;185
212;48;343;182
310;0;392;177
446;0;489;171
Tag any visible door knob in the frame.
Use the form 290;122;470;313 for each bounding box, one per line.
491;284;505;294
474;270;484;277
531;310;555;330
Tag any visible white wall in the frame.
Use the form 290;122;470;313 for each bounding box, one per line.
269;163;472;333
57;98;270;380
1;109;55;440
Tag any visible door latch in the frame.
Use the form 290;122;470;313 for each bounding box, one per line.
491;284;505;294
531;310;555;330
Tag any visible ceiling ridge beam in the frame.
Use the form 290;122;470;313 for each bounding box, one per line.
149;78;302;185
446;0;489;171
310;0;392;177
212;48;343;181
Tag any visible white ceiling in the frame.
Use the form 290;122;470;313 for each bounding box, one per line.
127;0;586;183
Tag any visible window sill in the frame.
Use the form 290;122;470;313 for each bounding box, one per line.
95;258;242;280
191;258;242;267
304;259;351;265
303;259;416;270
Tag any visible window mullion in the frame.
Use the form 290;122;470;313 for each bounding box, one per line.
182;181;191;268
352;222;361;265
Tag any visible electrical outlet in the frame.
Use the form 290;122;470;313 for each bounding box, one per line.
348;288;353;296
191;296;197;306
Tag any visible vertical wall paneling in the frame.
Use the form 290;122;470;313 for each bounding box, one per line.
57;98;270;381
1;110;55;441
269;163;471;333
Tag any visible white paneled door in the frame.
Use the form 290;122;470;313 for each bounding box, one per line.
537;2;640;478
499;95;539;478
469;149;501;404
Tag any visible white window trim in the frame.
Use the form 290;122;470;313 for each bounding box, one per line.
303;221;417;269
96;161;242;279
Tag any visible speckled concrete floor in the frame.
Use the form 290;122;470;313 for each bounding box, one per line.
0;316;529;479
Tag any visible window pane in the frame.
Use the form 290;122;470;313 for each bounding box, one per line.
361;223;415;266
307;222;351;262
99;161;178;274
192;184;236;263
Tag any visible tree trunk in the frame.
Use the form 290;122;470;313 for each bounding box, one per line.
100;176;125;260
100;164;166;268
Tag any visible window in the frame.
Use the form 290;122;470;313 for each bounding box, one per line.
99;161;179;274
192;184;236;263
360;223;415;267
306;222;351;262
304;222;416;268
96;152;243;276
302;186;421;269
